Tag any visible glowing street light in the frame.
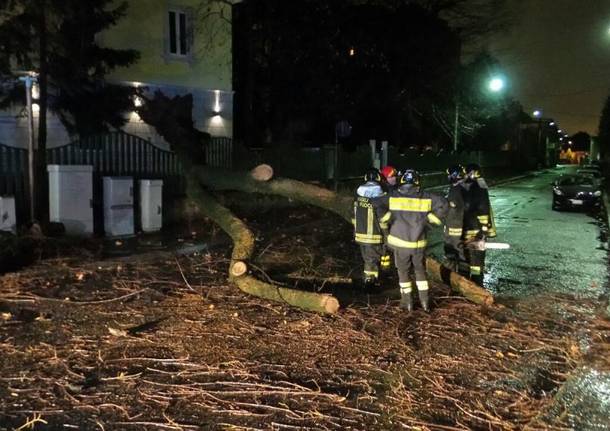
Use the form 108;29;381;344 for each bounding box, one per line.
549;121;555;126
532;110;542;117
454;75;508;151
488;77;505;93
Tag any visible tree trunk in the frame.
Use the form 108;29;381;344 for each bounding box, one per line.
36;1;49;225
185;174;339;314
194;165;353;223
426;258;494;306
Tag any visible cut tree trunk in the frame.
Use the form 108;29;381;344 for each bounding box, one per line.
426;258;494;306
185;175;340;314
193;165;353;223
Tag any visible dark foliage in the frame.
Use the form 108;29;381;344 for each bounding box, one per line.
0;0;139;136
457;52;522;151
234;0;461;149
598;95;610;159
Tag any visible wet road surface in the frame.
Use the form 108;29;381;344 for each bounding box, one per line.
430;165;609;299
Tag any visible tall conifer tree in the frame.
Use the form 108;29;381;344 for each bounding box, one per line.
0;0;139;221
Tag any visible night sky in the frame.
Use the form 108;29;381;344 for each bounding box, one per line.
489;0;610;136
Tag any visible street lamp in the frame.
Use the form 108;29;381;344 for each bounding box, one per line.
488;77;505;93
533;110;542;117
17;71;38;222
454;76;507;151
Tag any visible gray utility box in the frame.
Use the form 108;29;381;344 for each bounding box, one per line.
103;176;134;237
139;179;163;232
48;165;93;236
0;196;16;234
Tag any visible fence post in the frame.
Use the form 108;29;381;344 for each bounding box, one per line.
381;141;388;168
369;139;380;169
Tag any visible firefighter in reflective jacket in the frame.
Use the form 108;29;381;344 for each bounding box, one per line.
375;169;448;312
379;165;399;270
462;163;495;285
443;164;467;272
353;169;387;289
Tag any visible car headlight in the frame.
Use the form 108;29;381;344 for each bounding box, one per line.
553;188;564;195
593;191;602;197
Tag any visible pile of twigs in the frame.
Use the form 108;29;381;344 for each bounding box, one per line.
0;244;603;430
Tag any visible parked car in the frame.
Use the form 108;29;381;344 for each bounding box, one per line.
552;175;602;211
577;168;604;187
582;164;601;172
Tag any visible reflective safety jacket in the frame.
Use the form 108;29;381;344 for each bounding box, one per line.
375;185;448;250
477;178;497;238
444;181;466;243
353;182;386;245
462;180;492;241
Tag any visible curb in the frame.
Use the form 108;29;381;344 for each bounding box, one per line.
424;169;549;192
601;190;610;319
603;191;610;238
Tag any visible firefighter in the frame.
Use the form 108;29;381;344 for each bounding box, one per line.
353;168;386;289
380;165;399;191
462;163;495;285
376;169;448;312
443;164;467;272
473;168;497;239
379;165;399;271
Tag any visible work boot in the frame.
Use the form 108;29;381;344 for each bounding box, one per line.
400;291;413;312
418;289;429;312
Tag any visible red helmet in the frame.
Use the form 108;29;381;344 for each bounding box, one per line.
381;165;397;179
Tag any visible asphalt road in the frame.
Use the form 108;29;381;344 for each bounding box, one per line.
429;165;609;299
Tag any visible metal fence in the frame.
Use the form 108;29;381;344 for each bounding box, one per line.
0;132;194;229
47;132;183;176
205;136;233;168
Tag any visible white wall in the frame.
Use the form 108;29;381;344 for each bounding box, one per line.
0;83;233;150
0;105;70;149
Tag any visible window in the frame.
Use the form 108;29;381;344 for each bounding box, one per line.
167;8;191;57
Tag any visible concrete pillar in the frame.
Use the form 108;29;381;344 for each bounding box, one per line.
369;139;380;169
381;141;388;167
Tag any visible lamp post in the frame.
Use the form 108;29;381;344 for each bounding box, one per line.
453;76;506;152
18;72;38;222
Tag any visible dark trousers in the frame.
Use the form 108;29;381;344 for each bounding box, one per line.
465;245;486;283
360;244;384;279
394;248;427;283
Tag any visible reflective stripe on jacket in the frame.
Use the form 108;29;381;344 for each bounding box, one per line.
354;183;385;245
444;182;465;241
462;180;491;240
375;185;447;250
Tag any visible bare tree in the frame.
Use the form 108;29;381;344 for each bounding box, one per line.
415;0;515;45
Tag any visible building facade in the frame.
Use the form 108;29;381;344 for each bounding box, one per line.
0;0;235;150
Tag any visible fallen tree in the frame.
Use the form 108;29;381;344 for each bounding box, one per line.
194;165;353;223
185;175;340;314
135;93;340;313
136;91;491;314
195;164;494;307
